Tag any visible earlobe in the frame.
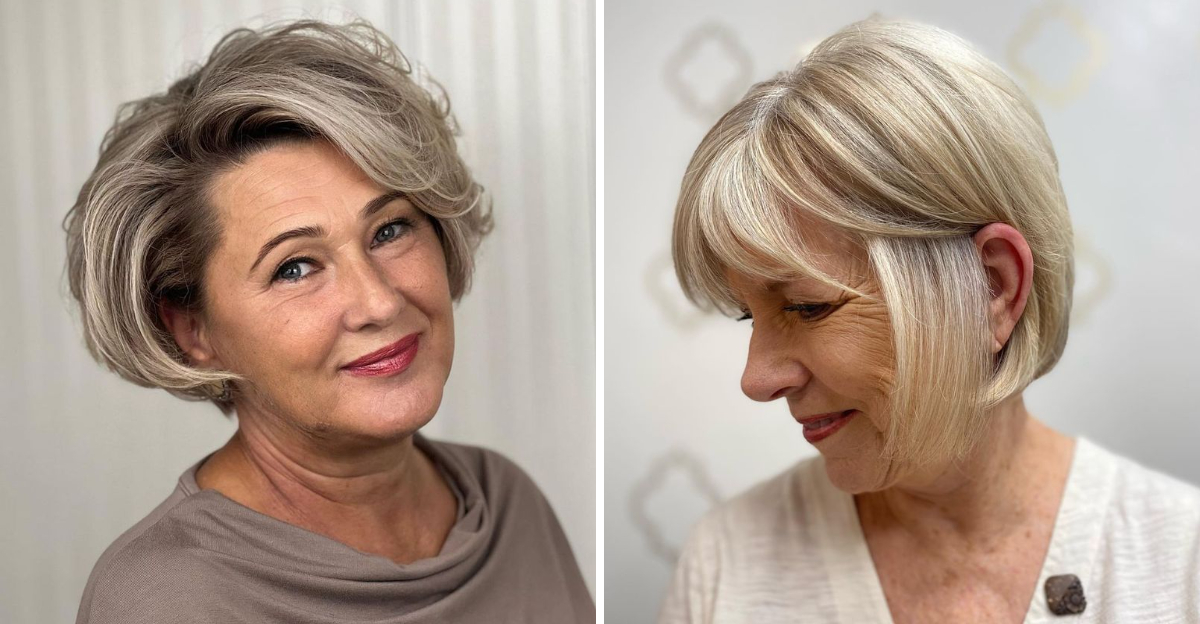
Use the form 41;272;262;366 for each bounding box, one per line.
972;223;1034;354
158;300;221;368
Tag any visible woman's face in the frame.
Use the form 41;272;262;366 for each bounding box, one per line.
729;227;902;493
191;140;454;447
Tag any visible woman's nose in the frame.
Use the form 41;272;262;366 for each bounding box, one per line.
740;328;811;402
341;256;405;331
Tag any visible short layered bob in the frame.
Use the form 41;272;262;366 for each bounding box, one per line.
64;20;492;414
673;19;1074;465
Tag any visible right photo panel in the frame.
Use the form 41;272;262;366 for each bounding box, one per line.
605;1;1200;622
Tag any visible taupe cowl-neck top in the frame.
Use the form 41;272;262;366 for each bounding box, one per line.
76;435;594;623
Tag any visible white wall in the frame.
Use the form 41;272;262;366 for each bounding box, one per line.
605;0;1200;621
0;1;595;622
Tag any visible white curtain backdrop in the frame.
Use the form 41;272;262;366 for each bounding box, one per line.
605;0;1200;621
0;1;595;622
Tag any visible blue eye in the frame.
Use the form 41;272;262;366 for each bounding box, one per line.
274;258;315;283
372;218;413;247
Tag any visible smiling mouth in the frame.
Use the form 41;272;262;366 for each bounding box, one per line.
341;333;420;377
803;412;849;429
798;410;857;443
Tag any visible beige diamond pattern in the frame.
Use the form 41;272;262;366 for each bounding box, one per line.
1007;1;1106;107
645;249;709;331
663;22;754;122
629;449;723;564
1072;231;1113;326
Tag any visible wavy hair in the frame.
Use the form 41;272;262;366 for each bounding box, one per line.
64;19;493;414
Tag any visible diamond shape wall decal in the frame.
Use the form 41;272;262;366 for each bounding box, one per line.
1006;1;1106;107
629;448;723;564
664;22;754;122
1072;231;1112;326
645;250;709;331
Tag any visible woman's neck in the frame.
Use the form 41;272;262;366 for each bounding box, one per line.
195;406;458;564
856;396;1075;551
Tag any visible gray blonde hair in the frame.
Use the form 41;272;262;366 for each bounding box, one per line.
64;19;492;415
673;19;1074;465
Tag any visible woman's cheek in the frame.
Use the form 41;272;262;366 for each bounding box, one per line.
837;304;895;386
229;296;335;379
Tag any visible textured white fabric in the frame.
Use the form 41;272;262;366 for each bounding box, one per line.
659;438;1200;623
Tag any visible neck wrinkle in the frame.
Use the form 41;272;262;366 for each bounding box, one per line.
856;395;1071;547
225;403;429;526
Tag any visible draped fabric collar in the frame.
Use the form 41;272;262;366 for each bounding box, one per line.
171;433;497;618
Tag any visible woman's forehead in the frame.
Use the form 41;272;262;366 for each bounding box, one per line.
724;268;846;299
211;142;388;229
225;143;365;197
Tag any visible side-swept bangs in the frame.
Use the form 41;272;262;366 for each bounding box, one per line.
671;18;1074;465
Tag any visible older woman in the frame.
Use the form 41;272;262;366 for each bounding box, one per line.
66;20;592;623
661;19;1200;624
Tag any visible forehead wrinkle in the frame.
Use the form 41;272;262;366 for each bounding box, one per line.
226;142;363;213
241;173;308;216
225;171;362;233
257;196;330;230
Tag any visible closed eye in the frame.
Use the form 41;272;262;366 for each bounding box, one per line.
735;302;842;324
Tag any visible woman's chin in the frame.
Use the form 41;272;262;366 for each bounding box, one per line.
821;455;895;495
809;418;897;494
323;385;444;444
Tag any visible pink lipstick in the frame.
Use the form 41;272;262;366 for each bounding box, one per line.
797;410;856;444
341;333;420;377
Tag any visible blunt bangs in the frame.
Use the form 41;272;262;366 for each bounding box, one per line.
674;118;867;317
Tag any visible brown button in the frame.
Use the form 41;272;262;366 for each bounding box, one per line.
1045;574;1087;615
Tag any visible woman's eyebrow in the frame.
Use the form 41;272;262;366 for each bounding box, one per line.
247;192;406;274
361;190;406;219
249;224;327;274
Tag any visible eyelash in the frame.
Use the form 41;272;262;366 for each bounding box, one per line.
736;303;839;323
271;217;415;284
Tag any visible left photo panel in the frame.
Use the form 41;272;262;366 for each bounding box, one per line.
0;1;595;623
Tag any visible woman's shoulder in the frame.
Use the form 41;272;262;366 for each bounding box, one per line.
1080;437;1200;521
1077;437;1200;554
672;453;832;587
76;481;230;623
685;453;826;547
417;435;568;532
419;435;595;615
418;435;544;500
1067;439;1200;618
660;455;839;622
422;436;528;477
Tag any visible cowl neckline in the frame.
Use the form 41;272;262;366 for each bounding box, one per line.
171;433;492;607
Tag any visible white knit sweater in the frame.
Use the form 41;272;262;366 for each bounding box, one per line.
659;438;1200;623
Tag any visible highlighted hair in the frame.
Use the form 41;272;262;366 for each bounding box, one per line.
673;19;1073;464
64;20;492;414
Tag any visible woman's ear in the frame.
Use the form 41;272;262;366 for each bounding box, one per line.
158;301;223;368
973;223;1034;354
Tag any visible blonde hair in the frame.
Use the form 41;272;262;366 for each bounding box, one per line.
673;19;1074;465
64;19;492;415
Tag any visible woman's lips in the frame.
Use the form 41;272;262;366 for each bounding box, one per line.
341;334;420;377
799;409;856;444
